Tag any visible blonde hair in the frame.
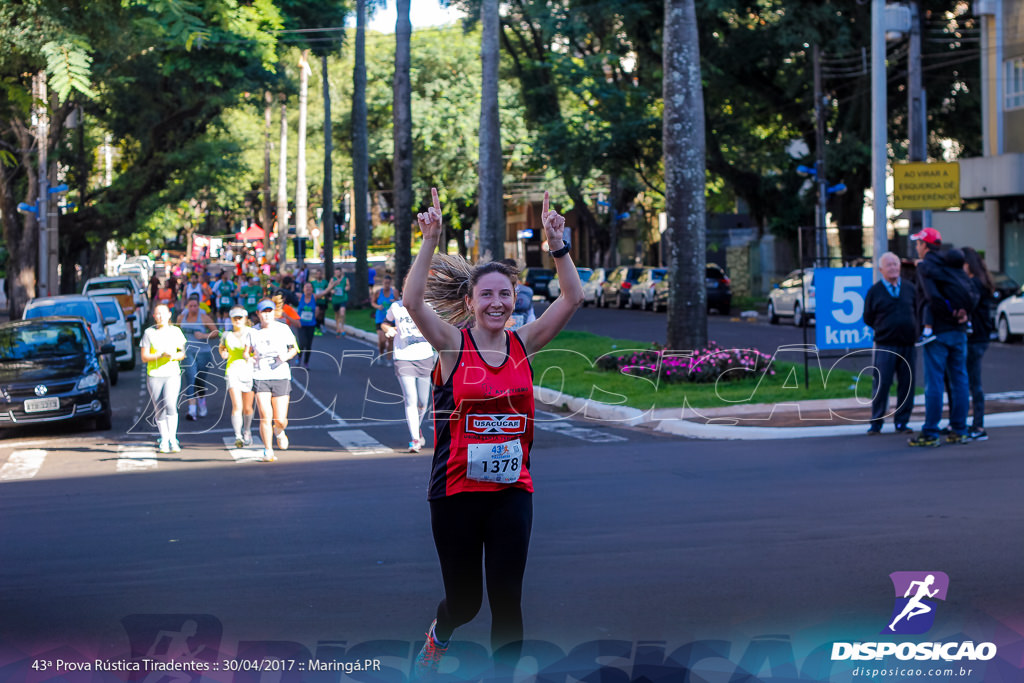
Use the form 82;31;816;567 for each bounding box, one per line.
425;253;518;327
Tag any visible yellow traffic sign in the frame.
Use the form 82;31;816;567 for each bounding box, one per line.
893;162;960;209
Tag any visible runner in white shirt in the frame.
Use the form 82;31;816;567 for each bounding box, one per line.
382;292;436;452
250;299;299;462
140;304;187;453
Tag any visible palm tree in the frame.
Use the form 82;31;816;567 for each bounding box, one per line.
663;0;707;350
276;94;289;266
478;0;505;262
295;49;311;269
393;0;413;285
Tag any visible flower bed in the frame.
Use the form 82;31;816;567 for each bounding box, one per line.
595;341;775;384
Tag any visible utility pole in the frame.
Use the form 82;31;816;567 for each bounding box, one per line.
295;50;311;270
907;1;928;234
33;71;50;297
276;94;289;267
813;45;828;267
871;0;888;283
322;52;334;280
263;91;273;257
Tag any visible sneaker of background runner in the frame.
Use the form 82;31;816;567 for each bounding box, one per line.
939;426;952;436
169;440;181;453
866;427;882;435
242;432;253;447
945;432;969;445
159;440;171;454
968;427;988;441
908;434;940;448
235;436;244;449
198;397;208;417
894;424;913;434
186;405;197;421
276;430;289;451
262;448;276;462
409;440;420;453
915;333;936;347
412;620;448;680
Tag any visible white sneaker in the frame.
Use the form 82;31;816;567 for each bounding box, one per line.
169;440;181;453
262;449;276;462
242;432;253;447
276;431;289;451
197;398;208;417
159;440;171;454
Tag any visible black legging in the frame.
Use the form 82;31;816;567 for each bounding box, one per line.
296;325;315;365
429;488;532;657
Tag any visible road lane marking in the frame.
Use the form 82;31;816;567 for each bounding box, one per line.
534;410;629;442
221;435;262;462
116;443;158;472
0;449;47;481
328;430;393;456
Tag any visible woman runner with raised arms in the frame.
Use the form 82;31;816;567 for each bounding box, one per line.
403;188;583;677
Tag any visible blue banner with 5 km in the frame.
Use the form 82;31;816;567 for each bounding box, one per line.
814;268;875;349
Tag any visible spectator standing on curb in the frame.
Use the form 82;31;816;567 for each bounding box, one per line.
961;246;996;441
382;283;436;452
863;252;917;435
140;304;187;454
908;228;972;447
250;300;299;462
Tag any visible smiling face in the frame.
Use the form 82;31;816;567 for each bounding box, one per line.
153;305;171;327
258;308;275;326
467;271;517;332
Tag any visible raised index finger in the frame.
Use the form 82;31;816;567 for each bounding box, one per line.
542;191;549;218
432;187;441;214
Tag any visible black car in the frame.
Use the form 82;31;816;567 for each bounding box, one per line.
651;263;733;313
0;317;114;431
520;268;555;298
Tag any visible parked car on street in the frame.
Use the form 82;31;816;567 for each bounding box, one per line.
598;266;646;308
521;268;555;299
83;275;150;328
116;262;148;291
768;268;815;326
92;296;136;370
990;271;1021;303
651;263;733;313
581;267;606;306
547;267;593;302
995;283;1024;343
629;267;667;309
23;295;119;385
0;317;114;431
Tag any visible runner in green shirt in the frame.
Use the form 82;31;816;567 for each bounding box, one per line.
327;271;350;337
240;275;263;321
310;269;330;335
214;271;238;329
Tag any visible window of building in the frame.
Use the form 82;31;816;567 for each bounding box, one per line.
1007;58;1024;110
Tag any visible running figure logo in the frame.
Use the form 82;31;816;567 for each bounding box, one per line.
882;571;949;635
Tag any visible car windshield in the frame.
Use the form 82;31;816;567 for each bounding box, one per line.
87;279;137;293
95;300;121;319
0;324;87;361
650;269;666;282
577;268;593;282
26;301;99;324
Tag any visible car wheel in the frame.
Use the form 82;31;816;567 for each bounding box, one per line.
793;302;805;327
95;405;112;431
767;301;779;325
998;315;1018;343
109;363;119;386
120;348;137;371
598;291;605;308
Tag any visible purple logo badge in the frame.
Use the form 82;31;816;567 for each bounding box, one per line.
882;571;949;635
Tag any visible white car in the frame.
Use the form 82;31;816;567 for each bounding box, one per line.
83;275;149;329
581;267;606;306
995;285;1024;343
546;268;593;302
92;296;136;369
768;268;816;326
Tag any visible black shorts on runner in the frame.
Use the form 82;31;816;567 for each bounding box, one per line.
332;302;347;312
254;378;291;397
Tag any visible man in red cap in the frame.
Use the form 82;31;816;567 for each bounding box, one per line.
908;227;972;447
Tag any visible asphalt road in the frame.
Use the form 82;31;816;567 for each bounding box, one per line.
1;329;1021;682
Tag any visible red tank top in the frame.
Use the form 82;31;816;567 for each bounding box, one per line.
428;328;534;500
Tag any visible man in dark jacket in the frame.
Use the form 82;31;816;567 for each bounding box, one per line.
864;252;917;434
909;228;970;447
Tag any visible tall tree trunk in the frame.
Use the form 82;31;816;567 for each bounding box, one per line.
352;0;370;306
263;90;273;257
322;53;335;280
393;0;414;286
295;50;311;269
478;0;505;263
0;118;39;318
663;0;707;350
276;95;289;267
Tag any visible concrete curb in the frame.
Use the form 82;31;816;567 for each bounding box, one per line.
329;320;1024;440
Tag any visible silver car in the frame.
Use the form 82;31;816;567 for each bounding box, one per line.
92;296;137;370
546;268;593;302
768;268;816;326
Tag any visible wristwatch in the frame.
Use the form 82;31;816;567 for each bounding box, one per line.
550;239;571;258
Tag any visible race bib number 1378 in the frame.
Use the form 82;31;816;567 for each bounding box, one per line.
467;440;523;484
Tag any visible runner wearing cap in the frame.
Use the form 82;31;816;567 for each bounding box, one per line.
219;306;256;448
250;299;298;462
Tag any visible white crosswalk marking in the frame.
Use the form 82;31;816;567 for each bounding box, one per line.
328;430;393;456
534;411;629;442
0;449;48;481
222;436;262;462
116;443;158;472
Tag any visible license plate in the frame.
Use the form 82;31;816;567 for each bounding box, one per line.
24;397;60;413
